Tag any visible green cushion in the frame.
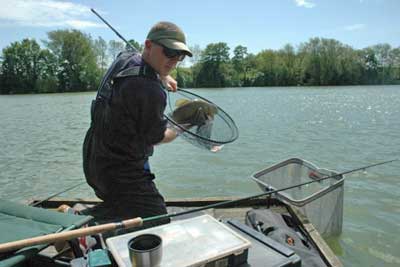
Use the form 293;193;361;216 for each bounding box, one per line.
0;200;91;243
0;200;93;267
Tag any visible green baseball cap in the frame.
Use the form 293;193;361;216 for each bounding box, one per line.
147;22;192;57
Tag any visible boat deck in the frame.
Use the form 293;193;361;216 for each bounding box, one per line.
30;197;342;267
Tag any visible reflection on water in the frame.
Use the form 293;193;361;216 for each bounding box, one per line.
0;85;399;267
326;236;344;256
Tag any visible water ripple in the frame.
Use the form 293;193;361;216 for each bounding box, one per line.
0;86;399;267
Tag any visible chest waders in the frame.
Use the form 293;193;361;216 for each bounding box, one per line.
83;51;158;193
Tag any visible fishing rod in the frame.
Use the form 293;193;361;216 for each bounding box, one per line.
91;8;183;90
31;181;86;207
144;158;398;222
29;10;129;208
30;10;138;209
0;158;397;253
91;8;137;52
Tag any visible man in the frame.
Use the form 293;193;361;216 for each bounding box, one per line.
82;21;192;227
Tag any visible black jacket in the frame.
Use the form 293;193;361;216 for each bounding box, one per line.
83;51;167;200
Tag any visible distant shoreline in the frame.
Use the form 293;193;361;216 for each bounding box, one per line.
1;84;399;96
1;32;399;95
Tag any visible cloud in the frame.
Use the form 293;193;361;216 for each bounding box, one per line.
344;24;366;31
0;0;104;29
294;0;316;8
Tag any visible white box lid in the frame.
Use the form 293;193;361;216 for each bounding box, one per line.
106;214;251;267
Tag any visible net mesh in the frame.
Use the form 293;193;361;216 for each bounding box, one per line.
251;158;344;237
165;89;239;151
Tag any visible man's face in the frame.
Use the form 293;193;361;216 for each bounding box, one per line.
146;40;182;76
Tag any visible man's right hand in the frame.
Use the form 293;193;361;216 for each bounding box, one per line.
160;75;178;92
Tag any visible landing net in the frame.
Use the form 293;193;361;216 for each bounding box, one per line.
165;89;239;152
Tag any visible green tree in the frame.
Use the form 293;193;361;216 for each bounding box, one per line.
1;39;44;93
371;44;395;84
297;38;346;85
391;47;400;83
195;42;231;87
93;36;108;73
232;45;248;86
35;49;58;93
3;35;400;93
45;29;100;92
188;44;202;66
254;49;278;86
174;67;193;88
108;40;125;60
241;53;259;86
318;39;341;85
360;47;379;84
127;39;143;52
275;44;297;86
337;45;362;85
298;38;322;85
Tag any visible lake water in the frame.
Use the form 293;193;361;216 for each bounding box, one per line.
0;85;399;266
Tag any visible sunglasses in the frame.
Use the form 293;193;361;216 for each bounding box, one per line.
154;41;186;61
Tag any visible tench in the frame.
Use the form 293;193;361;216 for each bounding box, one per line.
171;98;218;126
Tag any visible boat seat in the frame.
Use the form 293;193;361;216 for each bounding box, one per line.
0;200;93;267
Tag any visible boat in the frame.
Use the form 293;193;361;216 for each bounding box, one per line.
0;158;343;267
28;195;342;267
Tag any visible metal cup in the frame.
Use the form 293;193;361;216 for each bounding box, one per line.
128;234;162;267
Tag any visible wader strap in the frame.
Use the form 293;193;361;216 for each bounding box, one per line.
97;52;135;98
114;64;156;80
114;66;142;79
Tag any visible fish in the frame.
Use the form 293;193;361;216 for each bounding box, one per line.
172;99;223;152
171;98;218;126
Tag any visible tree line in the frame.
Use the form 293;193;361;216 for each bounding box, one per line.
177;40;400;88
0;29;399;94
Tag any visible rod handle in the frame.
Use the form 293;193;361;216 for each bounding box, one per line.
0;217;143;253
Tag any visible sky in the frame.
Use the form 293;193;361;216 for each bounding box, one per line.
0;0;399;55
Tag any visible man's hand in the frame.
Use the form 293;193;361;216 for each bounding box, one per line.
160;75;178;92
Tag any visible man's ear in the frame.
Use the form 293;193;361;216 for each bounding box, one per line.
145;39;152;49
